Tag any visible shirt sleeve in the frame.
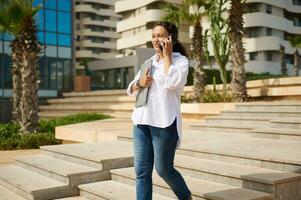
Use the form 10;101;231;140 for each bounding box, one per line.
158;56;189;90
126;70;141;97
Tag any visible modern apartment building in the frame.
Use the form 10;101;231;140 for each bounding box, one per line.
74;0;121;73
204;0;301;75
114;0;191;56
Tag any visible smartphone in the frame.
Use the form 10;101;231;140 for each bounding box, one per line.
159;43;163;52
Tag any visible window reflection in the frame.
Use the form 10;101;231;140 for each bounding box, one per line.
46;33;57;45
58;34;71;47
45;0;56;9
58;0;71;11
58;12;71;34
45;10;57;32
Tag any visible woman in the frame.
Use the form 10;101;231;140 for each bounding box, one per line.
127;22;192;200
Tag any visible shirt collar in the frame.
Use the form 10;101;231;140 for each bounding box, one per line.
151;52;181;65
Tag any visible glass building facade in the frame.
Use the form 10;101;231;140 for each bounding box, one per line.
0;0;74;95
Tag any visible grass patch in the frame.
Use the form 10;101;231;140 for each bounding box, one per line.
0;113;111;150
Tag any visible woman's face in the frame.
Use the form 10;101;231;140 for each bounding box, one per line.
152;25;169;52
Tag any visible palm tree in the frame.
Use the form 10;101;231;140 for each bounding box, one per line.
0;0;41;133
205;0;230;95
288;36;301;76
162;0;212;102
228;0;248;101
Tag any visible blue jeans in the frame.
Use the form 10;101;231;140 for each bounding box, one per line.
133;118;191;200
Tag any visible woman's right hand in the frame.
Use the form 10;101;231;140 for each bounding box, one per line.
139;75;153;88
139;68;153;87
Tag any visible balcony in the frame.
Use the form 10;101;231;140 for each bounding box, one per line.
75;50;116;59
244;12;301;34
77;29;120;39
115;0;181;13
247;0;301;13
81;0;116;6
117;9;163;32
81;40;116;49
75;4;120;17
81;18;117;28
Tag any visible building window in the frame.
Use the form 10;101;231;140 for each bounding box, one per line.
249;52;258;61
45;0;56;9
293;0;301;5
266;52;273;61
266;4;272;14
58;0;71;12
45;10;57;32
248;28;259;38
58;12;71;33
266;28;272;36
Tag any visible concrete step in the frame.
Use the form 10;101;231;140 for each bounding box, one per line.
204;117;269;126
47;96;134;104
174;154;301;198
221;110;301;118
120;131;301;173
39;104;134;111
190;123;256;133
270;118;301;129
15;155;109;186
0;165;76;200
54;197;87;200
235;104;301;112
251;128;301;141
62;90;127;97
55;118;132;143
0;185;26;200
79;180;175;200
38;111;131;119
110;167;273;200
40;141;134;170
178;131;301;172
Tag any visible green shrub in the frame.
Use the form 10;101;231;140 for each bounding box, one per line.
0;113;111;150
38;113;111;133
201;90;233;103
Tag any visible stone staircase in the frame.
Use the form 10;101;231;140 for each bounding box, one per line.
38;90;135;119
1;102;301;199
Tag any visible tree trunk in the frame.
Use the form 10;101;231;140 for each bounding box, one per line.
192;20;206;102
280;45;287;75
11;40;22;123
18;17;41;133
229;0;248;102
219;65;227;96
294;49;300;76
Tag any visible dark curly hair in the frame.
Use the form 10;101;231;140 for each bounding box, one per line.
154;22;188;57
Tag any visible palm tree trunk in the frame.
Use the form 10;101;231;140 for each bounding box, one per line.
219;65;227;95
294;49;300;76
192;20;205;102
229;0;248;102
19;17;40;133
280;45;287;75
11;40;22;122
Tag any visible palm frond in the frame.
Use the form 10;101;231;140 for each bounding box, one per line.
288;36;301;48
161;2;181;27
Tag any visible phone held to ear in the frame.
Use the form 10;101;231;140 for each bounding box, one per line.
159;34;172;52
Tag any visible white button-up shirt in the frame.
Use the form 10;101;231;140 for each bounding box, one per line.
127;52;189;148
